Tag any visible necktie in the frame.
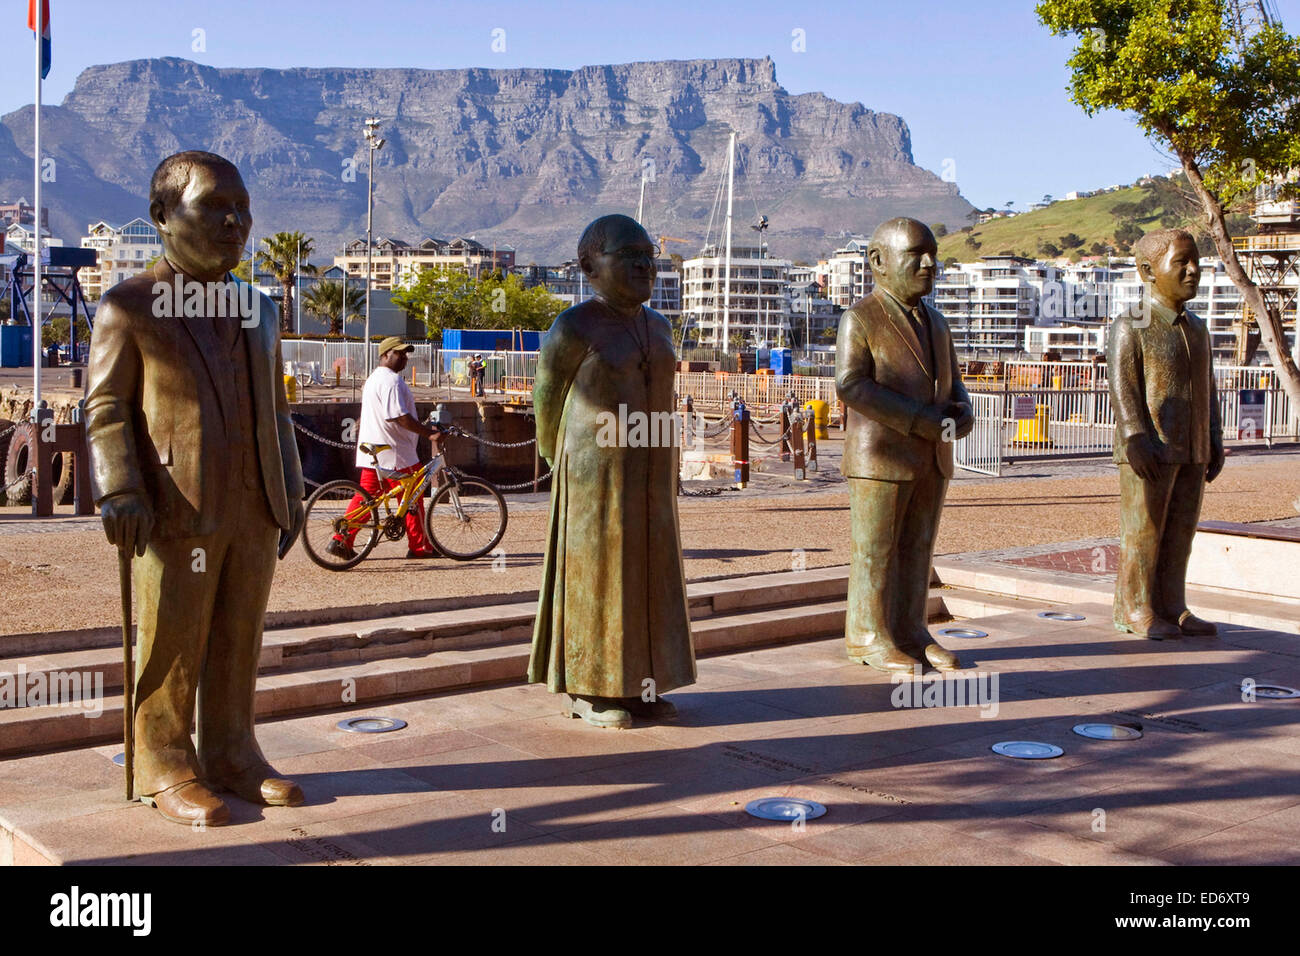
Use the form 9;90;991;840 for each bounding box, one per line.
910;305;933;372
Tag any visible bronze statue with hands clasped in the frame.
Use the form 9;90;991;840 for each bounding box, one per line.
835;217;974;674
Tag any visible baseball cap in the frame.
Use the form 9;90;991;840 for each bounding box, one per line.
379;336;415;356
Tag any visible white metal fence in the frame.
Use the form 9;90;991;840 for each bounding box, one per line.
279;341;539;394
954;392;1002;476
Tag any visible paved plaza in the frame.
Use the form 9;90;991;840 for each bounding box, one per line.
2;593;1296;866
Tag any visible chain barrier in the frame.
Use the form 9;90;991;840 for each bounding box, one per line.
678;481;725;497
291;417;354;449
455;432;537;449
3;469;34;496
0;421;19;444
449;463;553;493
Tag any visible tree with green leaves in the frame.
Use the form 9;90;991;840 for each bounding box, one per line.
302;279;365;336
257;231;318;333
390;266;564;343
1038;0;1300;406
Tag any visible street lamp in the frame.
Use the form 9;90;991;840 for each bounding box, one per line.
363;117;386;373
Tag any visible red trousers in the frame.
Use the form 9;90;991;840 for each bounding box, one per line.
337;465;433;554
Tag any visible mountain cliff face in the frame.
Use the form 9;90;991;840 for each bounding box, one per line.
0;56;973;264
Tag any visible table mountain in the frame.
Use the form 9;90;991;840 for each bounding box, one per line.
0;55;973;264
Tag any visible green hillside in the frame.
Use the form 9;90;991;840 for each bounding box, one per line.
937;175;1253;264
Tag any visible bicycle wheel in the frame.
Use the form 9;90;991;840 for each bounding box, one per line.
424;476;507;560
302;479;380;570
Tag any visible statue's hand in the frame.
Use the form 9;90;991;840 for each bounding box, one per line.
1125;434;1162;483
911;405;948;443
947;401;976;440
101;492;154;558
1206;445;1225;484
282;498;305;559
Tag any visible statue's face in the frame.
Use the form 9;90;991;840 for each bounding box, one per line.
584;222;657;306
1146;236;1201;307
871;221;937;305
155;162;251;281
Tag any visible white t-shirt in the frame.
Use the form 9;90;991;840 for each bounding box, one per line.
356;366;419;470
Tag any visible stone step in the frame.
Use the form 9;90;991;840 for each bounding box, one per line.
932;557;1300;634
0;565;856;701
0;580;950;757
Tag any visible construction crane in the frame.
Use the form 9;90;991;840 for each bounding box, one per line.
1226;0;1297;364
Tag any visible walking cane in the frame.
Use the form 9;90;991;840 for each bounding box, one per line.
118;546;135;802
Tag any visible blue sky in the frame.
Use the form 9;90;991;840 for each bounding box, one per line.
3;0;1298;212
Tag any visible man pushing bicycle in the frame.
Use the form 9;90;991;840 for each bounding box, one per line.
329;336;444;560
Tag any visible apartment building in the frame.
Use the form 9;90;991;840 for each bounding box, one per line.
0;199;48;230
79;218;163;299
334;236;516;291
817;238;875;308
514;259;681;323
787;264;841;347
681;243;792;348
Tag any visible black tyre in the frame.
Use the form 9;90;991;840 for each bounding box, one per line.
52;451;74;505
3;424;34;504
302;479;380;571
424;476;507;560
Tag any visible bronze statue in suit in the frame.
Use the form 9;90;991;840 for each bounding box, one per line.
85;151;306;826
1109;228;1223;640
835;218;973;672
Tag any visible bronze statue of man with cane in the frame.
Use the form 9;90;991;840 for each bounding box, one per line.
86;150;306;826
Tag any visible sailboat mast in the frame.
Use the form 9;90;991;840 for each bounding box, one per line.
722;131;735;350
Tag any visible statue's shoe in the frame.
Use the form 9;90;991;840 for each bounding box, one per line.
923;643;963;672
1177;610;1218;636
141;779;230;827
622;696;678;720
563;695;633;730
208;765;304;807
1115;615;1182;641
847;644;923;672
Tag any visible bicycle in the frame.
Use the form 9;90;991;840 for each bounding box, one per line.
301;421;508;570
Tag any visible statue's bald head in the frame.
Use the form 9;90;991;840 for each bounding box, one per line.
867;217;938;306
149;150;242;223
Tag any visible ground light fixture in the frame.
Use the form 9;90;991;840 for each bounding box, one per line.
937;626;988;639
1073;723;1143;740
744;797;827;821
336;716;407;733
1038;610;1086;622
1244;682;1300;700
991;741;1064;759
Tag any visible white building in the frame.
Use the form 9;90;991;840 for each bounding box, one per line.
936;251;1292;363
79;218;163;299
681;244;792;349
787;264;841;347
817;239;874;308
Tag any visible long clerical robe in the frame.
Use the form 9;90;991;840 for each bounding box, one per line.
527;300;696;698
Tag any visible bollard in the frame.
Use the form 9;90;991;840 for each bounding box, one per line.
779;402;791;462
839;400;847;432
790;408;806;480
680;395;694;449
805;404;818;471
731;400;749;489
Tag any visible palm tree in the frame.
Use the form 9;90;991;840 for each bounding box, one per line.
257;231;317;332
302;279;365;336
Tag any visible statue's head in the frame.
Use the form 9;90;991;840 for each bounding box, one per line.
577;214;658;308
149;150;251;282
868;217;938;307
1135;228;1200;309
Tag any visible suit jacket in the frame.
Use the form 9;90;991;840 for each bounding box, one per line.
85;258;305;539
1108;299;1222;465
836;288;969;480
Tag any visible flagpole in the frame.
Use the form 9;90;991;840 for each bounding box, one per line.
32;0;43;434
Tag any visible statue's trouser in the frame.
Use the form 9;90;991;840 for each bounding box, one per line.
846;465;947;658
131;480;279;797
1115;461;1206;628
